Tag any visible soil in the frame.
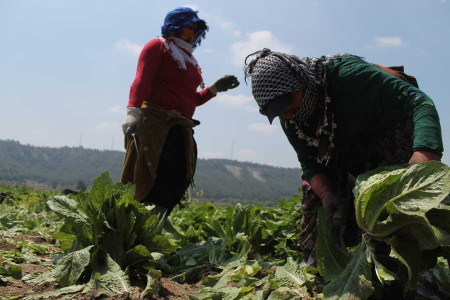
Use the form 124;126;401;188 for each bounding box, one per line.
21;263;49;275
44;278;198;300
0;243;54;299
0;279;57;298
14;232;47;244
156;278;199;300
0;241;15;251
2;232;201;300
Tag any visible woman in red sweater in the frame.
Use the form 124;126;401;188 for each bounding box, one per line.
121;7;239;216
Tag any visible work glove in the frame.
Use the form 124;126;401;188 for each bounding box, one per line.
209;75;240;94
408;150;440;165
311;174;347;251
122;107;140;136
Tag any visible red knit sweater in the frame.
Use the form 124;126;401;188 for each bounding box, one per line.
128;38;215;118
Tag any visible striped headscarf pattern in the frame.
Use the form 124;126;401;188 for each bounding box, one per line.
244;49;352;164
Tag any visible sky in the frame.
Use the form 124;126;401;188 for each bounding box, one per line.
0;0;449;168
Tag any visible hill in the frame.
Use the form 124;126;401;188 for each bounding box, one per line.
0;140;301;205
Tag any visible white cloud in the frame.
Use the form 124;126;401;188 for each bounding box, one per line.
211;15;234;30
93;122;120;131
441;0;448;4
247;122;278;134
107;104;125;115
215;94;252;107
115;39;143;56
231;31;294;66
232;30;241;37
373;36;406;48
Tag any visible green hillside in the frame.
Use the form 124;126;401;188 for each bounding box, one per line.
0;140;301;204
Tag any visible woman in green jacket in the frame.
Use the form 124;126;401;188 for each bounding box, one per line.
244;48;443;266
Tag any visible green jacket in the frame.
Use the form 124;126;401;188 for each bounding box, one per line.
281;56;443;182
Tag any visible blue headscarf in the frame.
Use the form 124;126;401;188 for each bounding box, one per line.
161;7;208;47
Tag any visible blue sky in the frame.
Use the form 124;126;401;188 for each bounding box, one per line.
1;0;449;167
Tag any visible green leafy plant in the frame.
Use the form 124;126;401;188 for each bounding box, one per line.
317;161;450;299
48;171;174;296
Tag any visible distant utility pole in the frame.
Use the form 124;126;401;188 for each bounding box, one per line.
111;136;114;151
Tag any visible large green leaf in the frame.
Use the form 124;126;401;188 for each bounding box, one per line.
76;190;107;247
141;268;162;298
230;261;262;281
426;203;450;247
233;204;248;234
52;231;76;252
267;287;310;300
147;235;176;254
171;264;211;284
91;253;132;297
195;259;273;300
191;286;241;300
89;171;114;211
373;208;448;249
316;208;351;282
208;218;227;240
366;244;397;286
274;257;314;288
207;236;226;265
113;182;135;209
323;243;374;300
125;244;153;267
390;235;422;290
47;195;88;227
54;245;93;287
22;271;56;285
354;162;450;236
101;230;125;266
0;263;22;279
431;257;450;298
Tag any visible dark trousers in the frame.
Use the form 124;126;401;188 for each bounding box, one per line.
143;125;195;214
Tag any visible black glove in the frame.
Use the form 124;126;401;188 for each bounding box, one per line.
211;75;240;93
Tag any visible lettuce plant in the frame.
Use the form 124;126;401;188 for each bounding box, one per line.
317;161;450;299
48;171;173;296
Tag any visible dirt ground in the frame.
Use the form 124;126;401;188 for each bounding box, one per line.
0;280;58;299
0;240;55;298
0;223;207;300
14;232;49;244
156;278;199;300
1;239;201;300
0;241;15;251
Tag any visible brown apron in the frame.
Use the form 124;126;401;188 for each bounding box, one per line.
121;102;198;202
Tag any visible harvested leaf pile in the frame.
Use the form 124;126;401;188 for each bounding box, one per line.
1;161;450;299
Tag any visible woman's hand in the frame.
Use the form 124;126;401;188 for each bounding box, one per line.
122;107;140;136
408;150;440;165
311;174;348;250
210;75;240;94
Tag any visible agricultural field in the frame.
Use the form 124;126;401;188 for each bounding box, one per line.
1;161;450;300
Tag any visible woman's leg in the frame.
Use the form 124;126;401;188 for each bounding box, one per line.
143;125;192;215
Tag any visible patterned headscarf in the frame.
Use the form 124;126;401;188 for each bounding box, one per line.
245;48;344;121
245;48;351;165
